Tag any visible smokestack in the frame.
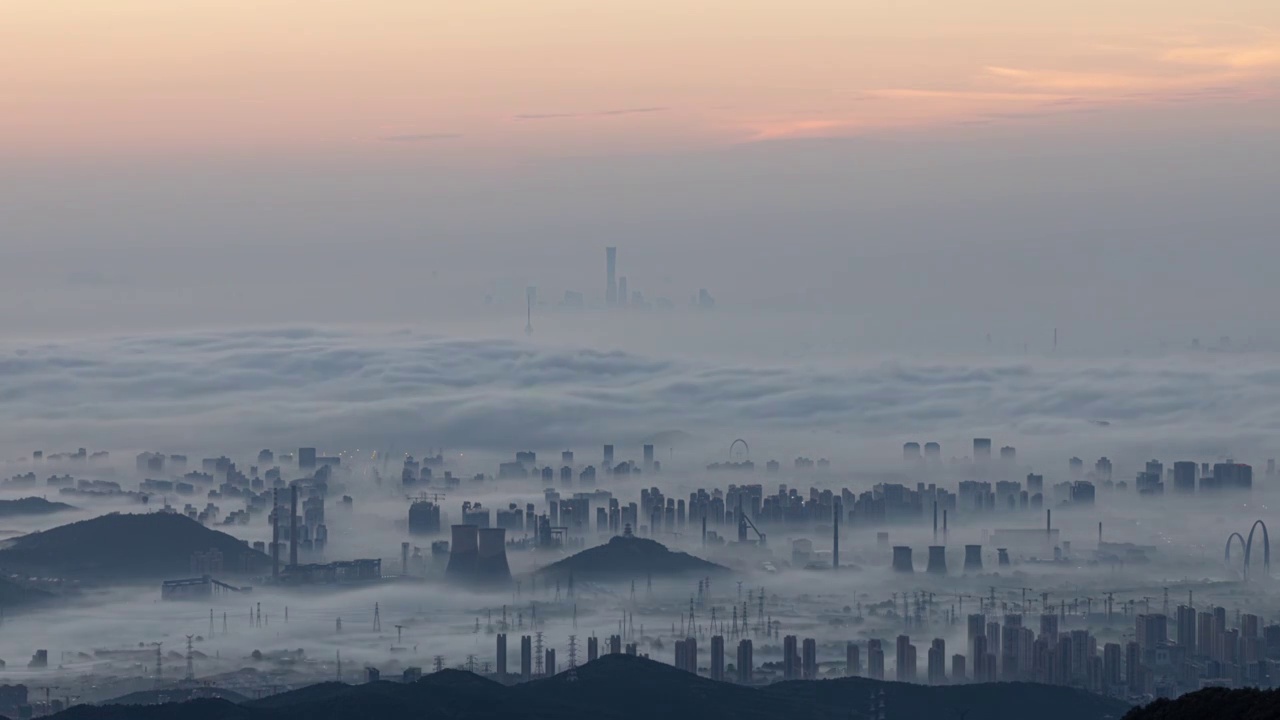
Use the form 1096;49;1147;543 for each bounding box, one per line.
1098;521;1102;545
476;527;512;585
997;548;1010;566
964;545;983;572
943;510;948;540
401;541;410;576
289;485;299;567
1046;508;1051;537
271;488;280;580
926;546;947;575
891;546;914;573
702;513;707;547
932;502;938;541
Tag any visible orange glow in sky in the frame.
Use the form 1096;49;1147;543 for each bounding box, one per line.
2;0;1278;160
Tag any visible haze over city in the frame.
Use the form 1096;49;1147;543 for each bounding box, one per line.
2;1;1280;719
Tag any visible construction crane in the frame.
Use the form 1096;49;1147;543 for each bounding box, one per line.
738;513;766;547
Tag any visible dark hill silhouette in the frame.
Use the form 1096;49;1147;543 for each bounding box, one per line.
101;686;251;706
0;576;53;606
0;512;269;580
1122;686;1280;720
0;497;74;518
536;535;727;580
49;653;1132;720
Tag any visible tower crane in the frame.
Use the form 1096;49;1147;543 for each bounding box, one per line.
738;513;766;547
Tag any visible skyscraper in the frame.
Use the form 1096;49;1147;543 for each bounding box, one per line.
783;635;799;680
736;639;753;683
802;638;817;680
606;247;617;306
1173;461;1197;493
973;439;992;462
1125;641;1142;693
928;638;946;684
1176;605;1197;655
868;639;885;679
896;635;917;682
1103;643;1122;688
846;642;861;676
710;635;725;681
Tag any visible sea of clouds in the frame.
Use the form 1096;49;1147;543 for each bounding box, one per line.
1;327;1277;473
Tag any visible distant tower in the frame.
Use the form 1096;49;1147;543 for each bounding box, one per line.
525;286;535;335
973;438;992;462
606;247;617;306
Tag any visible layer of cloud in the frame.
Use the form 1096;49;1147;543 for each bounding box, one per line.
514;107;668;121
379;132;463;142
3;328;1280;471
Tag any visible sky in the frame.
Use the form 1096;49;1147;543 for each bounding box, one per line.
2;0;1280;459
3;1;1279;160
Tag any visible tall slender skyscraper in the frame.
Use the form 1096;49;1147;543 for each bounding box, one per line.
606;247;617;306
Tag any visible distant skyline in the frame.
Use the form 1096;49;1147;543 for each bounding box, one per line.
3;2;1279;350
4;2;1278;161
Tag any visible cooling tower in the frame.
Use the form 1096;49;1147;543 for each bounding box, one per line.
892;546;914;573
997;548;1011;566
476;527;513;584
446;524;480;580
926;546;947;575
964;544;983;572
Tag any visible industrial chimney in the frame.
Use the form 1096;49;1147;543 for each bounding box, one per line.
926;546;947;575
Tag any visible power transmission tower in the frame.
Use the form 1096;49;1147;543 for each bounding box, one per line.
433;656;444;672
534;632;545;676
153;643;163;685
185;635;195;681
395;625;405;644
568;635;578;669
373;603;382;632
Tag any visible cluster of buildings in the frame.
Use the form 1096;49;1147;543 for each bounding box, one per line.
495;246;716;314
631;605;1280;698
